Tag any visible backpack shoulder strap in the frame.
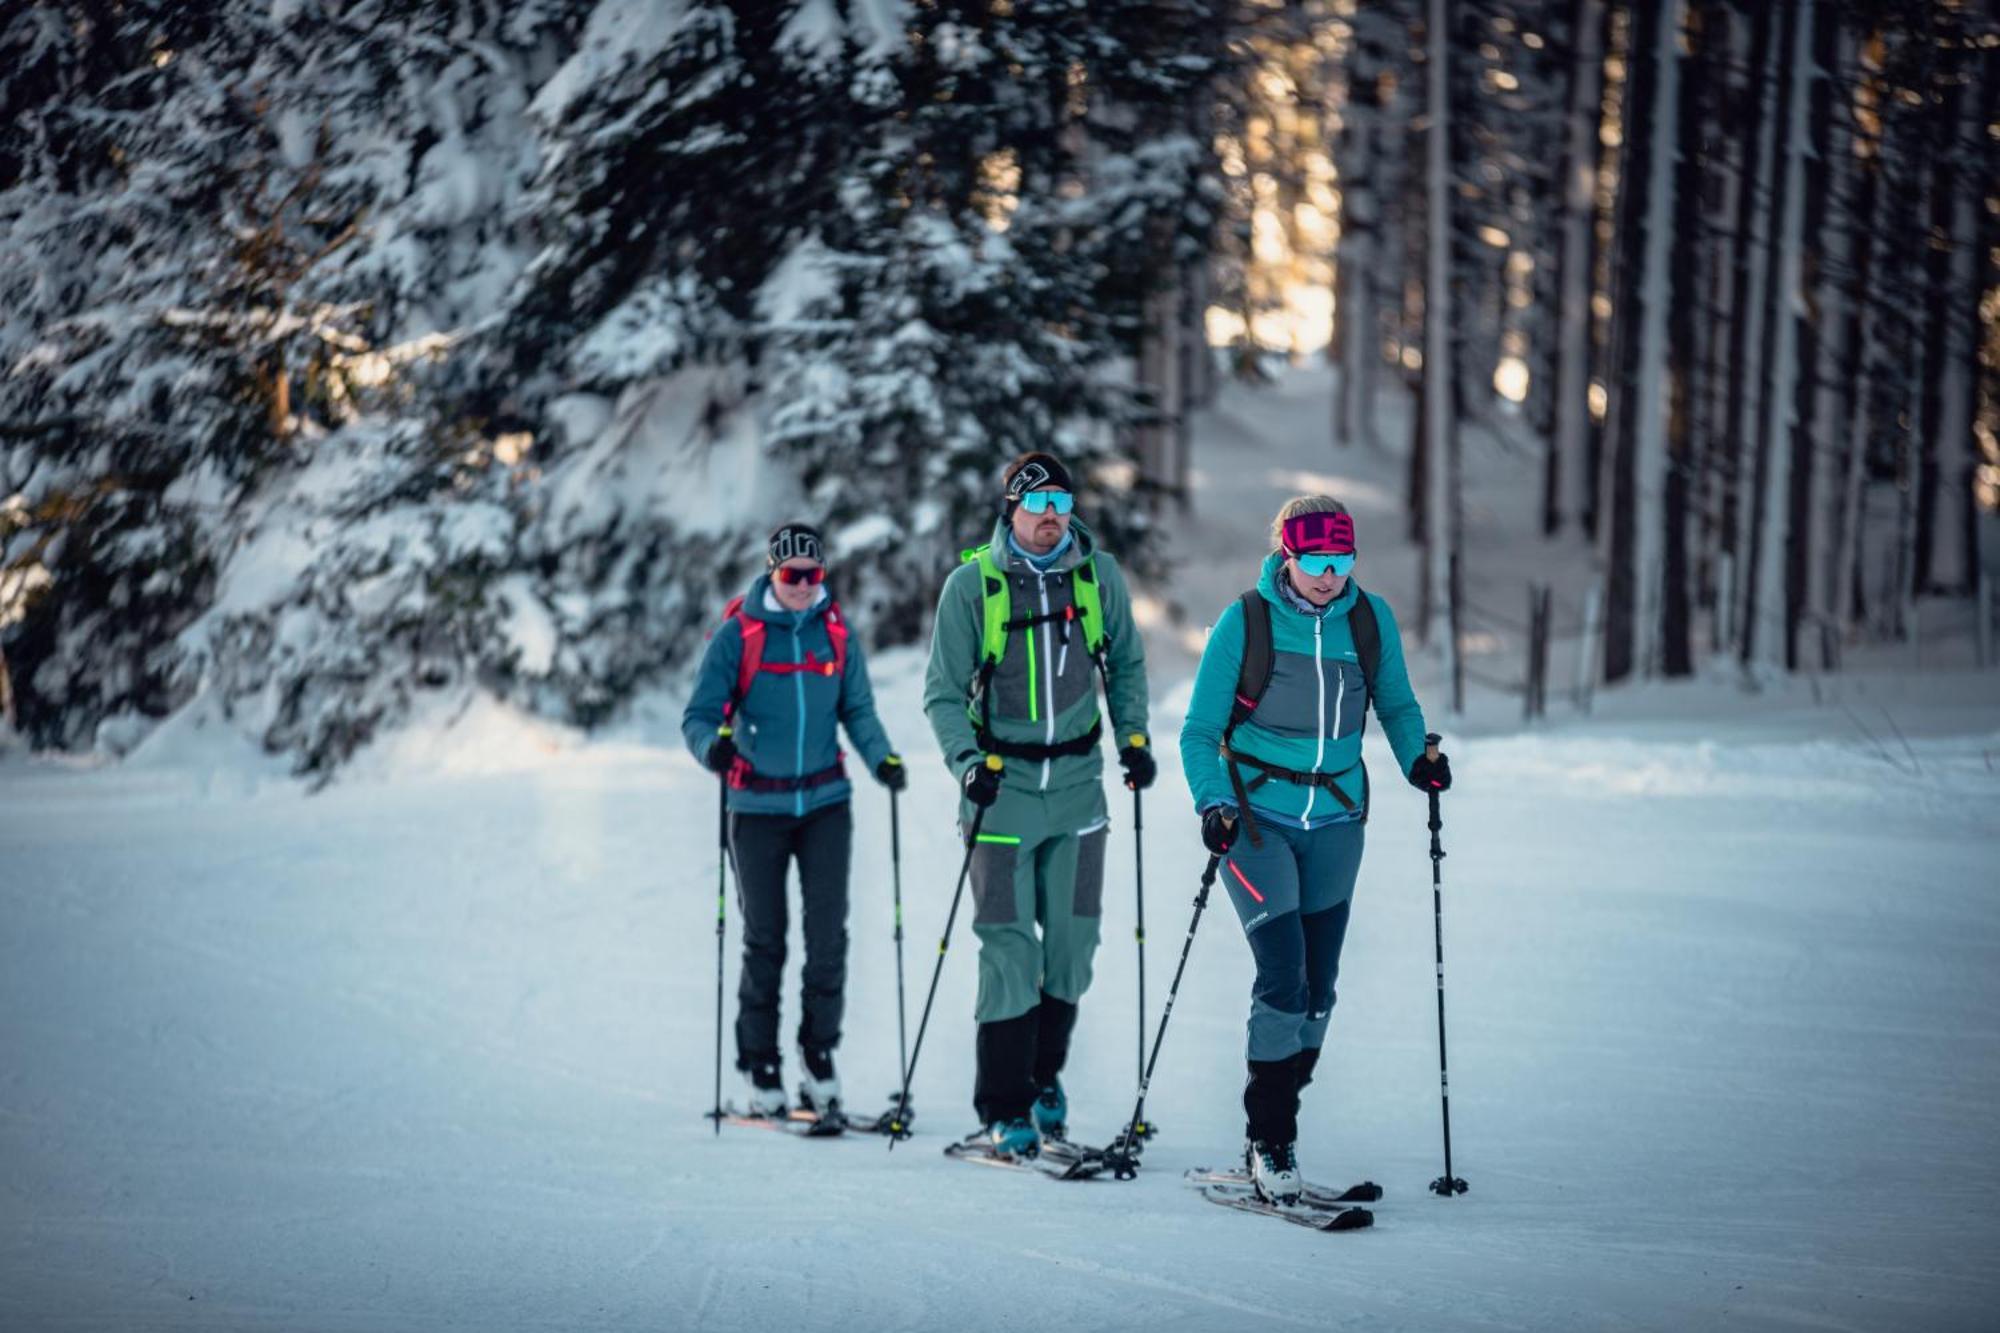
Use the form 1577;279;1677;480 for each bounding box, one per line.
1348;583;1381;694
717;596;764;714
822;598;850;678
961;545;1011;668
1072;554;1107;656
1226;589;1273;736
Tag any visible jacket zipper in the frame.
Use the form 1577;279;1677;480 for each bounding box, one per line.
793;610;808;817
1036;571;1056;790
1304;615;1327;827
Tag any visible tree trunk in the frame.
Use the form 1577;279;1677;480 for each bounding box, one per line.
1335;49;1384;450
1921;78;1982;594
1831;120;1884;642
1798;16;1856;667
1550;0;1607;537
1742;0;1813;670
1687;0;1736;652
1135;227;1184;503
1600;0;1673;684
1792;7;1832;676
1662;0;1707;678
1720;0;1779;655
1422;0;1457;676
1584;0;1632;543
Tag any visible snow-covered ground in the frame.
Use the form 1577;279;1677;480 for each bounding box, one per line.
6;372;2000;1331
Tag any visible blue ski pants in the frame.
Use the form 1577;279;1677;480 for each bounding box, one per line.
1217;816;1364;1062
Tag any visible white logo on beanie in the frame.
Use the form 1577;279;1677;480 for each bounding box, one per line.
769;525;823;564
1007;461;1052;497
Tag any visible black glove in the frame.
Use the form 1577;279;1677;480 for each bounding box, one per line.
963;757;1003;808
1118;739;1156;792
875;754;908;791
705;731;738;774
1407;750;1452;792
1201;805;1238;855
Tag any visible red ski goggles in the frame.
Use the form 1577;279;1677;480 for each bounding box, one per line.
773;564;826;587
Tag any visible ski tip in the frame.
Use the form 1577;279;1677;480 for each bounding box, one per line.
1326;1207;1374;1231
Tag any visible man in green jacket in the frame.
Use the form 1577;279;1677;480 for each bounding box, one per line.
923;452;1153;1156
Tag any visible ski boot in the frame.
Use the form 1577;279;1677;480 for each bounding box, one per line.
1031;1079;1068;1142
743;1060;786;1117
986;1116;1042;1159
797;1045;842;1120
1246;1138;1302;1206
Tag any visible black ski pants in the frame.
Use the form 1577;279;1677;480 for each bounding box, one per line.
728;800;852;1068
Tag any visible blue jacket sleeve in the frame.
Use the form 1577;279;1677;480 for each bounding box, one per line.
1177;599;1247;814
836;636;895;773
681;618;743;766
1364;593;1429;777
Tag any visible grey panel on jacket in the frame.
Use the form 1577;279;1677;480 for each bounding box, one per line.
1248;650;1368;740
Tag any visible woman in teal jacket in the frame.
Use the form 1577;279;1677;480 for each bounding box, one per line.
683;522;903;1120
1177;496;1452;1204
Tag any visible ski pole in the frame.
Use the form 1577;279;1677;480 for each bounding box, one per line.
710;726;732;1136
1423;732;1468;1196
887;758;999;1149
1133;788;1147;1087
1111;853;1221;1172
890;784;909;1111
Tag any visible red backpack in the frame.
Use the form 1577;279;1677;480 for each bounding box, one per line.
715;594;850;718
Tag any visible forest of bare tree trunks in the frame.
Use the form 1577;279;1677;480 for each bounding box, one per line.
1277;0;1999;693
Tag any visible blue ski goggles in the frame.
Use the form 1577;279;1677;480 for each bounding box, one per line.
1018;489;1075;516
1291;551;1356;578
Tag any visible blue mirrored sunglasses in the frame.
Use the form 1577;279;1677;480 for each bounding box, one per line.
1293;551;1356;578
1019;489;1074;516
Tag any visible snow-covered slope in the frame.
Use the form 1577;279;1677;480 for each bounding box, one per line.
4;371;1998;1330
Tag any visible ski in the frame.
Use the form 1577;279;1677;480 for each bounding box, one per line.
1197;1183;1374;1232
942;1132;1133;1181
1183;1166;1382;1206
709;1104;848;1138
843;1097;918;1139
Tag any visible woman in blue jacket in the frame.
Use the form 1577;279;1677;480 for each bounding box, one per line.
1177;497;1452;1204
683;523;903;1120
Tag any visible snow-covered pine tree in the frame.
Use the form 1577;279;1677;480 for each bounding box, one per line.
0;4;371;752
2;1;581;771
762;2;1222;640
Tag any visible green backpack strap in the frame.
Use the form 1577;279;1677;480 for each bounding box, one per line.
962;545;1012;669
1070;555;1107;658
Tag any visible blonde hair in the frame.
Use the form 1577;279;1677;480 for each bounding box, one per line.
1271;495;1349;552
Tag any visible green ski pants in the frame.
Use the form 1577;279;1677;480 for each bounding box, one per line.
964;783;1109;1023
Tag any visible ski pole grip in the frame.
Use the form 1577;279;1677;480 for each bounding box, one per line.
1424;732;1441;762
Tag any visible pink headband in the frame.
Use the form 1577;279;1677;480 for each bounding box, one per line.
1281;511;1356;555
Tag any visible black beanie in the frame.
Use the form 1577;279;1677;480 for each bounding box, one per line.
767;522;825;567
1001;452;1074;504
